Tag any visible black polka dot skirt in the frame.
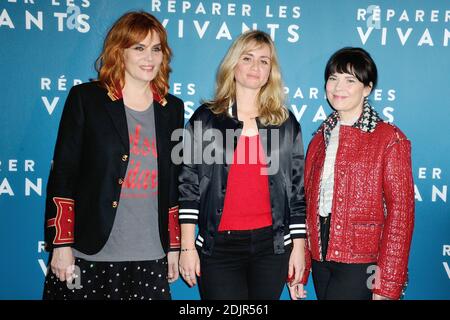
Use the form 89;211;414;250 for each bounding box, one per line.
43;257;171;300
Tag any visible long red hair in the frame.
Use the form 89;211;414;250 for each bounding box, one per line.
96;11;172;99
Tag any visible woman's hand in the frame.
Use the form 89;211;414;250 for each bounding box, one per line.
51;247;75;282
287;239;307;300
179;249;200;287
288;283;307;300
167;251;180;283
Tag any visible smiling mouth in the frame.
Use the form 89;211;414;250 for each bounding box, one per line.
333;95;347;99
140;66;154;71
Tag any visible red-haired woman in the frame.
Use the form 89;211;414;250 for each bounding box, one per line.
43;11;184;300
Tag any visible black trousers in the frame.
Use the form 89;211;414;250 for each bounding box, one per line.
314;216;374;300
198;226;291;300
311;260;375;300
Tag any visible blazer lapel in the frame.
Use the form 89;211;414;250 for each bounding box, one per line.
154;99;170;171
105;99;130;150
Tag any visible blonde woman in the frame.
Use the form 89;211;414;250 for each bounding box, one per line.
178;30;307;300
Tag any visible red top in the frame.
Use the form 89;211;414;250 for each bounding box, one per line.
218;134;273;231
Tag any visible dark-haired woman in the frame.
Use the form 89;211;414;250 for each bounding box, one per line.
42;11;184;300
301;47;414;300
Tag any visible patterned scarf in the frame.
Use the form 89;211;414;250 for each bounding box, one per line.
317;100;383;147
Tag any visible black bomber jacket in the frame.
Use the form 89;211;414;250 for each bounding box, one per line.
178;103;306;255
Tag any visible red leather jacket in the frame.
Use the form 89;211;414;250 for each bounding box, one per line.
301;108;414;300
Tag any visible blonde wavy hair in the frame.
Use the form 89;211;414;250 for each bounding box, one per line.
95;11;172;98
207;30;288;126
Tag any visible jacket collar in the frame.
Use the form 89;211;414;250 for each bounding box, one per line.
107;82;167;106
104;84;170;150
228;101;268;129
225;101;274;161
317;100;382;146
228;101;241;120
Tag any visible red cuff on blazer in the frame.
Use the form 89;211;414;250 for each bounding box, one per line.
168;205;181;249
47;197;75;245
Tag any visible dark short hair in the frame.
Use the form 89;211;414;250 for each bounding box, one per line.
324;47;377;88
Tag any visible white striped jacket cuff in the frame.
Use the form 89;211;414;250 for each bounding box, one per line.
289;223;306;239
179;208;199;224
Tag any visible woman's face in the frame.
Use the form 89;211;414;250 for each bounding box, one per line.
123;31;163;86
234;43;272;92
326;72;372;119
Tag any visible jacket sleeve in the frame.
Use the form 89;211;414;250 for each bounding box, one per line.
178;118;200;225
289;121;307;240
167;102;185;251
300;141;316;285
44;86;84;252
373;128;415;299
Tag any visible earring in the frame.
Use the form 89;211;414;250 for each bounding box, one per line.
363;96;369;107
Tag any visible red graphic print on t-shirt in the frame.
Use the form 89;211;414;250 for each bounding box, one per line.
121;124;158;199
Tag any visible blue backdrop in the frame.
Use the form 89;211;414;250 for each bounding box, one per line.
0;0;449;300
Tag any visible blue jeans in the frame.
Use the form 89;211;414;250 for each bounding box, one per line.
198;226;291;300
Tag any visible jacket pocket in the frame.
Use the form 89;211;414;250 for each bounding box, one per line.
351;221;383;256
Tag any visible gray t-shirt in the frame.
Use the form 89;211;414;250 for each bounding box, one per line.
73;103;164;261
